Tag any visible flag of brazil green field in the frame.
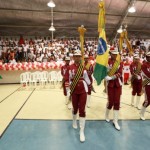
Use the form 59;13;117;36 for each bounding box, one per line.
93;29;109;85
93;1;109;85
0;75;2;79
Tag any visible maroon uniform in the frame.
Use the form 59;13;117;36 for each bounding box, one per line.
61;64;69;96
141;61;150;107
84;62;94;95
65;63;91;117
130;62;142;96
107;59;123;110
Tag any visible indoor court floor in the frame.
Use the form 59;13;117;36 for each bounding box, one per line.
0;82;150;150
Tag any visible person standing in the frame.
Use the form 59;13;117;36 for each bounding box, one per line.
84;55;94;107
123;57;130;85
130;54;142;109
140;52;150;120
65;50;91;142
105;48;123;131
61;57;70;105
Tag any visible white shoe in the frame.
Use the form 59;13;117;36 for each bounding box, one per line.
80;130;85;142
79;117;85;142
105;108;110;122
131;95;135;106
113;110;120;131
140;115;145;121
140;106;146;121
113;121;120;131
68;103;72;110
72;114;78;129
135;96;141;109
137;106;141;110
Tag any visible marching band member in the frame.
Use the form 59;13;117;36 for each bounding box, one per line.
61;57;70;105
84;55;94;107
140;52;150;120
123;57;130;85
130;54;142;109
105;48;123;131
65;50;91;142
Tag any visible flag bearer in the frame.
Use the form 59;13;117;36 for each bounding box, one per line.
105;48;123;131
65;50;91;142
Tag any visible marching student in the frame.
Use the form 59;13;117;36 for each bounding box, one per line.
130;54;142;109
61;57;72;109
65;50;91;142
105;48;123;131
84;55;94;107
140;52;150;120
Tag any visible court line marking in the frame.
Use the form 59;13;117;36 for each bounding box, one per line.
0;88;35;139
91;95;150;114
0;86;21;103
14;118;150;121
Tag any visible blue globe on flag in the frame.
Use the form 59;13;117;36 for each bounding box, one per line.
97;37;107;55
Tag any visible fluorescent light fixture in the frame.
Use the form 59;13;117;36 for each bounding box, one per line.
117;26;123;33
47;0;56;8
128;4;136;13
49;23;55;31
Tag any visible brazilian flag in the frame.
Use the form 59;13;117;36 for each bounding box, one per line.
93;1;109;85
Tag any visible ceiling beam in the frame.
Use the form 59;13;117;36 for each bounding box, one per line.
0;24;149;33
0;8;149;19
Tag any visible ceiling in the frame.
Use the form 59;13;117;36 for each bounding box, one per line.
0;0;150;41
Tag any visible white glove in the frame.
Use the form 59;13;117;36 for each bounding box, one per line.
137;75;141;80
105;76;112;81
66;88;71;97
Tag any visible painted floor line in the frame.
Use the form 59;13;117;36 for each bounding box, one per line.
14;118;150;121
91;95;150;114
0;88;36;139
0;86;21;103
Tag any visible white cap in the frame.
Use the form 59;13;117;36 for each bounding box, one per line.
146;52;150;57
135;51;139;54
74;50;81;56
65;57;70;61
110;48;119;54
133;54;140;59
69;53;73;57
84;55;89;58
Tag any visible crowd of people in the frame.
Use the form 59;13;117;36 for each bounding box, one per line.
0;36;150;65
0;36;97;64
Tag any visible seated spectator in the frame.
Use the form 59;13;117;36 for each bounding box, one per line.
42;53;48;62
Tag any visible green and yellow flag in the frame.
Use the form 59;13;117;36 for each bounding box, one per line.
0;75;2;79
93;1;109;85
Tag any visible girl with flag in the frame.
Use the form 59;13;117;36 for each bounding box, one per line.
64;50;91;142
105;48;123;131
